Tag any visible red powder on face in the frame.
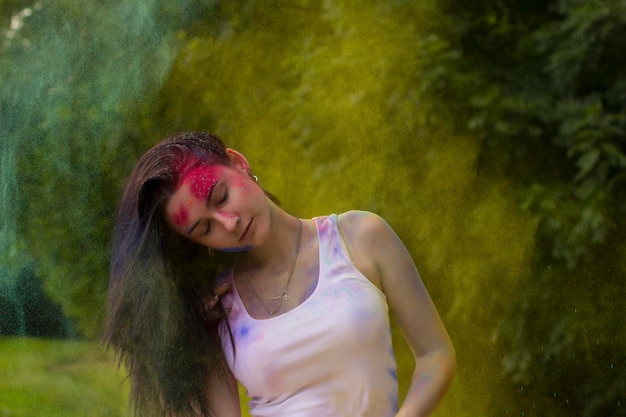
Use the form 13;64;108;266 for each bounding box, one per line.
172;206;189;226
169;165;227;227
183;165;224;200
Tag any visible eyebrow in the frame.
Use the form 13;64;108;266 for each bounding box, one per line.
186;180;218;235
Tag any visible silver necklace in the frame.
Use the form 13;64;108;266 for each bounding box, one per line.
242;218;303;317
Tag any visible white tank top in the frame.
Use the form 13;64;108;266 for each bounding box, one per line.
218;214;398;417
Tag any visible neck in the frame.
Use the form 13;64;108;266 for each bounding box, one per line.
238;204;301;270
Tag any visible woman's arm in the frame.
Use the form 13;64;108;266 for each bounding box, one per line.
339;211;456;417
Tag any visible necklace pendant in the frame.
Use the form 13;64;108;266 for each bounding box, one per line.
281;292;290;301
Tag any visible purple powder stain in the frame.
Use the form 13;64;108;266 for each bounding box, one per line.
332;242;343;257
317;217;331;237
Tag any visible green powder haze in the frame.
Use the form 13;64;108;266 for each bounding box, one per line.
0;0;203;335
148;2;538;415
1;1;543;415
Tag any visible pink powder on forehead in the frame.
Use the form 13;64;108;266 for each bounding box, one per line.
182;165;226;199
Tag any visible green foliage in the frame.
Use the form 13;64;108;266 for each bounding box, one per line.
498;248;626;417
0;264;75;337
418;0;626;415
428;0;626;265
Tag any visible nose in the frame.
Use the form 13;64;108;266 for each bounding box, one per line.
216;211;239;232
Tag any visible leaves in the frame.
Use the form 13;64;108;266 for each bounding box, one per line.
416;0;626;415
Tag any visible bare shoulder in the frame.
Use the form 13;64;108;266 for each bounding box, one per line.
336;210;393;289
337;210;393;243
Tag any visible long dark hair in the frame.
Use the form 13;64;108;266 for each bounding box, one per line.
103;132;237;417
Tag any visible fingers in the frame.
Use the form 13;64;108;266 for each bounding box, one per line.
199;301;220;323
202;281;230;308
206;293;220;310
213;280;231;297
197;280;233;323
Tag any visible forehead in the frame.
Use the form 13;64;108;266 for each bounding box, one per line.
165;164;229;227
181;164;228;199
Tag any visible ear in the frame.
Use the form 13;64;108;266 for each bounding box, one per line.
226;148;250;173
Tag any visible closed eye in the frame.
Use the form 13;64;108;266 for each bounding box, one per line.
199;187;227;236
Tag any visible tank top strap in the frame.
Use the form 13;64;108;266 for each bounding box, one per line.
313;214;356;287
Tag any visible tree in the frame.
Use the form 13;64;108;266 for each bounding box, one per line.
417;0;626;415
0;264;75;337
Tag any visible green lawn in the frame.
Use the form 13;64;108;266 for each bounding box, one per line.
0;336;413;417
0;337;254;417
0;337;130;417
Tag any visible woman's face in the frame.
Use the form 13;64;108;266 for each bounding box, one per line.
164;159;270;252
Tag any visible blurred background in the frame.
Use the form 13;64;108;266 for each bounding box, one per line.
1;0;625;416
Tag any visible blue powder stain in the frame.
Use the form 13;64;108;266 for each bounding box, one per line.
220;245;253;253
387;368;400;410
238;325;250;338
388;391;399;412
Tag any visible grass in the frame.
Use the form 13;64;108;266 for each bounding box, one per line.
0;337;130;417
0;334;413;417
0;337;253;417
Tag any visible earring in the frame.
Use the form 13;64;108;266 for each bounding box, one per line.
208;247;215;257
247;169;259;183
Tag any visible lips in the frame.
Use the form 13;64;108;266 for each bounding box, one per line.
239;218;252;241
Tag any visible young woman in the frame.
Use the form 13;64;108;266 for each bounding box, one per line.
104;131;455;417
